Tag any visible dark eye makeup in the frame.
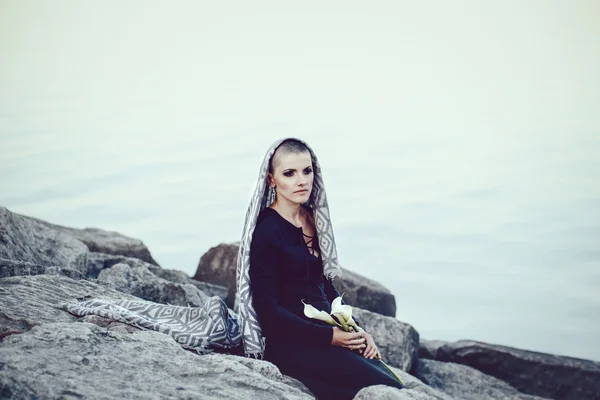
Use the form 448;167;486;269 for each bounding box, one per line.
283;167;313;177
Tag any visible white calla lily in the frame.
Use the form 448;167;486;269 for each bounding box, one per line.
302;300;341;327
331;295;353;323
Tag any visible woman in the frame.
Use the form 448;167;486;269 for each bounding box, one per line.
235;138;405;399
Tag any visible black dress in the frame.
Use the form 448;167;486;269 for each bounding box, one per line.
249;207;405;399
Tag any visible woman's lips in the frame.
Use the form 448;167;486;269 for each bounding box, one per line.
295;189;308;194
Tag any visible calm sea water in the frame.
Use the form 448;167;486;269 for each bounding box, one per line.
1;0;598;363
1;130;598;362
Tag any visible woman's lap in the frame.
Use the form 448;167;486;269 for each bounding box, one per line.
265;340;404;399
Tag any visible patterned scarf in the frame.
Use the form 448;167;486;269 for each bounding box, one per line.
235;137;344;358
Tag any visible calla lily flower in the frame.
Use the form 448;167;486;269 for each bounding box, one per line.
302;299;341;327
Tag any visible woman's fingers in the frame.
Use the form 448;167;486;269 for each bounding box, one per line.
363;343;374;358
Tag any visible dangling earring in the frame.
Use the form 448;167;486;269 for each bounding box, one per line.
268;185;276;204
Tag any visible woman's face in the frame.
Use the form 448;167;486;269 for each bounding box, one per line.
269;151;314;205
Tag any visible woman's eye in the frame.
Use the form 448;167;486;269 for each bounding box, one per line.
283;171;293;177
304;169;313;175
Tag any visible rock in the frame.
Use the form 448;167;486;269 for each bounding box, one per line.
353;307;419;372
0;257;85;279
193;242;239;308
334;268;396;317
97;262;210;307
0;274;139;339
354;366;453;399
25;214;159;265
148;264;228;301
0;207;88;276
424;340;600;400
418;339;448;359
193;242;397;316
0;322;313;400
88;252;228;300
416;359;549;400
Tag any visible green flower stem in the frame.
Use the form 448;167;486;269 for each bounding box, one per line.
376;357;403;385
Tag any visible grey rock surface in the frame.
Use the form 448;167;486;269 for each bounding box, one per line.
148;264;228;300
0;257;85;279
0;206;88;275
353;307;419;372
0;274;139;340
97;262;210;307
193;242;240;308
427;340;600;400
416;359;549;400
418;339;448;359
0;322;313;400
334;268;396;317
355;366;453;399
88;252;228;300
26;213;159;265
194;242;397;316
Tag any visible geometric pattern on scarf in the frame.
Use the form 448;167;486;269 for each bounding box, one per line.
235;137;344;358
62;296;242;354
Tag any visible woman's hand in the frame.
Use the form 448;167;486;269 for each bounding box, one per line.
330;327;366;351
361;331;381;359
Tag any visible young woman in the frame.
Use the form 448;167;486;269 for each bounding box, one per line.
235;138;405;399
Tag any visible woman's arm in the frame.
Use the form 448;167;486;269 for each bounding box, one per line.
250;222;333;346
322;276;362;328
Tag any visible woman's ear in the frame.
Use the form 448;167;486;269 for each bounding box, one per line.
267;173;275;187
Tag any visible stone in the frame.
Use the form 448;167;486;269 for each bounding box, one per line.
0;322;313;400
0;257;85;279
97;262;210;307
354;366;453;399
193;242;397;316
193;242;239;308
416;359;549;400
418;339;448;359
88;252;228;300
0;274;139;340
334;268;396;317
26;214;159;265
353;307;419;372
425;340;600;400
0;206;88;276
147;264;228;301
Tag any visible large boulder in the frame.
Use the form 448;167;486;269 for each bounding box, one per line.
416;359;549;400
25;213;159;265
0;274;140;340
88;252;227;300
334;268;396;317
0;207;88;276
194;242;396;316
0;257;84;280
353;307;419;372
97;262;210;307
419;339;448;359
0;322;313;400
422;340;600;400
355;366;453;400
193;243;239;308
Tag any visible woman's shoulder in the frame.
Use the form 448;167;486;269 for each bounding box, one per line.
254;208;281;238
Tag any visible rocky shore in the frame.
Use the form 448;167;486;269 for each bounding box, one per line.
1;206;598;399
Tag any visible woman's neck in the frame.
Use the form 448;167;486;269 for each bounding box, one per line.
270;201;306;227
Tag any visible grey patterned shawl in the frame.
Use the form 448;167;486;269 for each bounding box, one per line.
235;137;344;359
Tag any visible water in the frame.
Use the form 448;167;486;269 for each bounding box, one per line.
1;1;599;362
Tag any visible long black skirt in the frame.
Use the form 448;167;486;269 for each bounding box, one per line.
264;339;405;400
